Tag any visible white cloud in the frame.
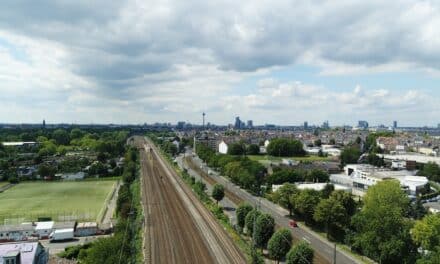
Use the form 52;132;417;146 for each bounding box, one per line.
0;0;439;124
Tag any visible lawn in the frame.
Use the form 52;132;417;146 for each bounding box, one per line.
0;181;116;223
0;182;10;188
247;155;333;163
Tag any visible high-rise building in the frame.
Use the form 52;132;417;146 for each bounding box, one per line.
247;120;253;128
304;121;308;130
438;123;440;129
358;120;369;129
322;121;329;129
177;121;185;129
393;121;398;129
42;119;46;129
234;117;242;129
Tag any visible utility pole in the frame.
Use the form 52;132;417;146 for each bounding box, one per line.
333;243;337;264
202;112;205;129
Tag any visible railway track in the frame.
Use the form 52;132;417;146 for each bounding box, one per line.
136;136;246;264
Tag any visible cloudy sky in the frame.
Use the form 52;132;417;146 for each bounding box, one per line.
1;0;440;126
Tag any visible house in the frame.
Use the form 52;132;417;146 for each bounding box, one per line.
264;140;270;148
218;140;229;154
34;222;54;239
424;202;440;214
0;242;48;264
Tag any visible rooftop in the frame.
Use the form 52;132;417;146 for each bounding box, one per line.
0;242;41;264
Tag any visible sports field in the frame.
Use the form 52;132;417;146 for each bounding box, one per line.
0;181;116;222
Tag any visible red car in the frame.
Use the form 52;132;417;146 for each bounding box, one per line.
289;220;298;228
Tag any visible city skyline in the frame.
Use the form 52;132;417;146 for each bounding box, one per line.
0;1;440;125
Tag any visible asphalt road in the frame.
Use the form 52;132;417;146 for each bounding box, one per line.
137;137;246;264
187;149;363;264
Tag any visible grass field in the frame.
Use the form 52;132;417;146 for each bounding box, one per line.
247;155;333;163
0;181;116;223
0;182;10;188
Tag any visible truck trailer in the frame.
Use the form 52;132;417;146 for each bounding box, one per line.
49;228;74;242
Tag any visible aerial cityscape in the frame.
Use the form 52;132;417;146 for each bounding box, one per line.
1;1;440;264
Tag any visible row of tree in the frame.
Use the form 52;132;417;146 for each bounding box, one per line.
236;202;314;263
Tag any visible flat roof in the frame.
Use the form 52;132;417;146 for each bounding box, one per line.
0;224;33;232
1;142;37;146
35;221;54;230
0;242;40;264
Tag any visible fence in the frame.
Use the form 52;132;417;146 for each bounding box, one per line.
0;210;97;225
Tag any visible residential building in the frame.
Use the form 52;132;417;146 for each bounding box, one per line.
0;242;48;264
218;140;229;154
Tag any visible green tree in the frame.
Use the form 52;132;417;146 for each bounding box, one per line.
321;183;334;199
411;214;440;251
417;162;440;182
272;183;298;216
80;235;128;264
329;138;336;145
38;164;57;178
268;228;293;263
286;241;314;264
314;139;322;147
306;169;329;183
52;129;70;145
211;184;225;204
69;128;84;140
340;147;361;166
228;142;246;155
417;248;440;264
267;138;305;157
350;180;417;264
292;189;320;225
313;198;347;240
254;213;275;249
246;144;260;155
236;203;253;229
245;209;262;235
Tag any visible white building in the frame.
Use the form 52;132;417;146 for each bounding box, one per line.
218;140;229;154
34;221;54;238
0;242;48;264
296;183;351;192
343;164;428;195
264;140;270;147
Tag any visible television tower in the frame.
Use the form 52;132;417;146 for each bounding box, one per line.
202;112;206;129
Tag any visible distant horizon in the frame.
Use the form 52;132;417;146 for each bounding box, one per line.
0;120;439;128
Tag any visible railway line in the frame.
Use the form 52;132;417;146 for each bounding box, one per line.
135;136;246;264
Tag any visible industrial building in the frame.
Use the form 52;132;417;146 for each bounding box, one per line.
331;164;429;196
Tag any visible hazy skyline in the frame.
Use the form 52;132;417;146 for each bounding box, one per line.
1;1;440;126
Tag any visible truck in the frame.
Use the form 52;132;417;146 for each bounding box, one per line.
49;228;74;242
